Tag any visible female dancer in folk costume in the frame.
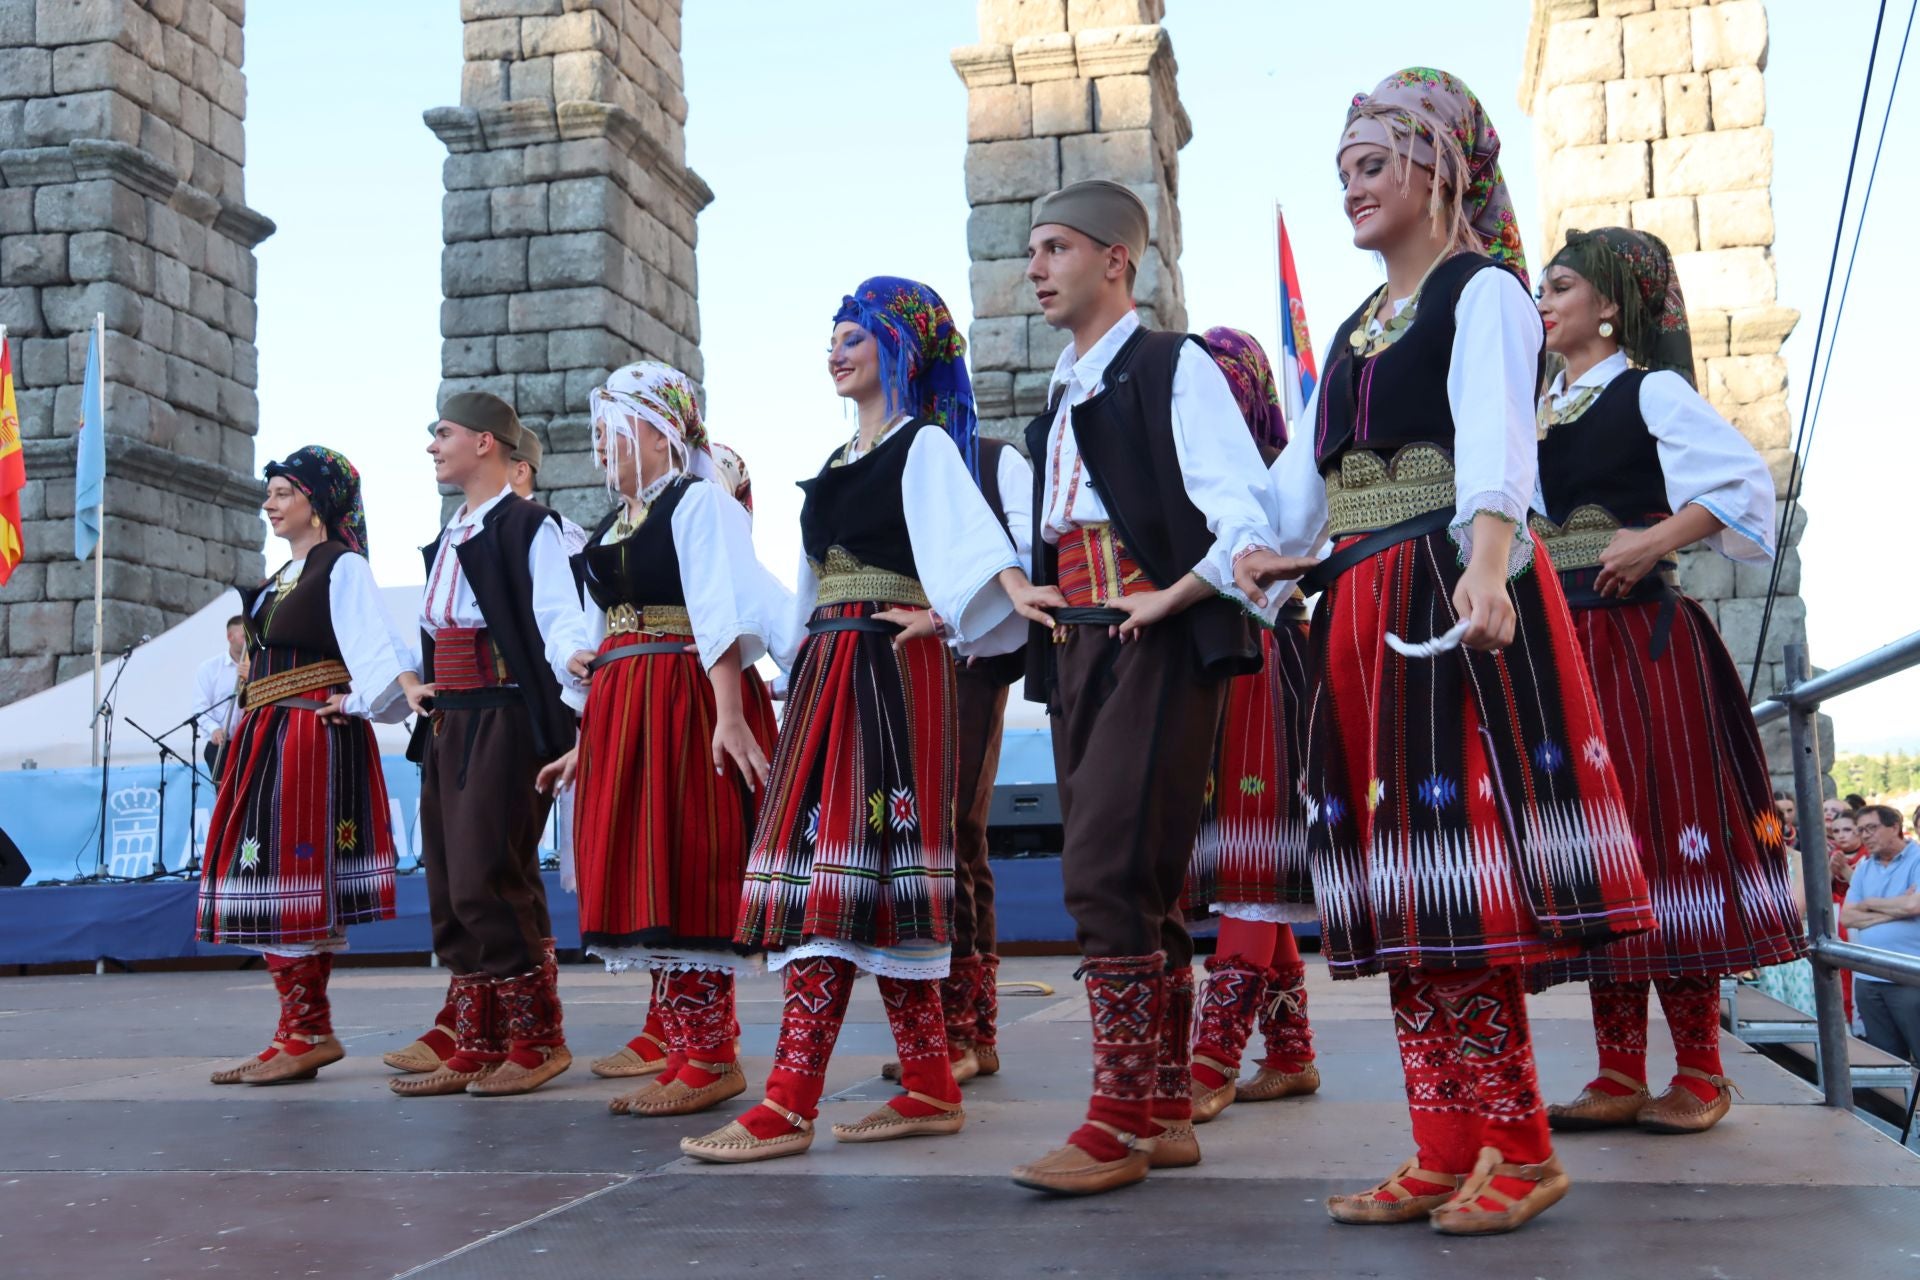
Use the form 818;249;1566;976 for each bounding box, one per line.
584;439;767;1088
1185;328;1320;1123
1247;69;1655;1235
200;447;421;1084
534;366;790;1119
1531;228;1806;1135
682;276;1062;1164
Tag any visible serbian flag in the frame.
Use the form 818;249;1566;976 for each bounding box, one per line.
0;336;23;586
1275;206;1318;433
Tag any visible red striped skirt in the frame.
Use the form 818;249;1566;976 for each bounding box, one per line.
1535;586;1807;983
197;695;397;946
572;631;778;952
735;601;957;951
1186;618;1315;911
1303;528;1655;977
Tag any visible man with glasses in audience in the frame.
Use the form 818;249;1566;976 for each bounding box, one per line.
1840;806;1920;1061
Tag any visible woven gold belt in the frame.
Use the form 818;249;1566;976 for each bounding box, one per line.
812;547;929;608
606;602;694;635
1529;506;1625;572
1325;444;1455;538
243;659;349;710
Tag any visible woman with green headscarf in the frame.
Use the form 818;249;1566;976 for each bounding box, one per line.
1531;226;1806;1137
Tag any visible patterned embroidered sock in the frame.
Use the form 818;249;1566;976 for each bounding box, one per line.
662;969;737;1088
497;965;564;1071
442;973;506;1074
1070;954;1167;1163
1386;970;1480;1201
940;955;982;1062
1657;975;1726;1103
1431;967;1553;1210
745;956;855;1139
269;954;334;1057
975;953;1001;1049
1588;977;1651;1094
413;976;458;1063
1149;964;1197;1131
878;976;961;1118
625;972;670;1062
1192;954;1268;1090
1256;959;1315;1074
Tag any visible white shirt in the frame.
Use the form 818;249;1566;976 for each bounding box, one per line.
192;650;245;737
557;513;588;558
1271;266;1545;576
783;422;1022;664
1539;350;1775;564
421;485;593;713
253;551;420;723
994;443;1035;568
586;478;797;672
1041;310;1278;612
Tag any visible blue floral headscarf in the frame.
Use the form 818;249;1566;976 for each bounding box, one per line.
832;276;978;477
264;446;368;555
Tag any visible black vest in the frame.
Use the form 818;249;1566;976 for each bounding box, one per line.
238;541;347;679
1536;370;1671;528
1314;252;1542;470
415;492;576;760
962;437;1027;687
1021;325;1257;702
577;476;697;611
797;419;918;579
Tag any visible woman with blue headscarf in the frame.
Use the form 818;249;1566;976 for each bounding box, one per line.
682;277;1063;1166
200;446;422;1087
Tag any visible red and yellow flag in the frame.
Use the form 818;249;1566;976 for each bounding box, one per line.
0;338;23;585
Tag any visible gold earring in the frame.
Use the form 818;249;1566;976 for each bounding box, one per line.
310;514;323;529
1598;321;1615;338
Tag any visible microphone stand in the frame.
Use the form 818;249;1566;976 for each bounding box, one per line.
91;644;136;879
126;716;217;877
155;691;236;872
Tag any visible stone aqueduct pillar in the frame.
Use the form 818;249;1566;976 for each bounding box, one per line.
0;0;271;703
429;0;708;530
1520;0;1822;771
952;0;1191;445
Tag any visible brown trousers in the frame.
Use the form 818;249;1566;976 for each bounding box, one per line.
1050;622;1226;970
419;699;556;978
951;663;1011;957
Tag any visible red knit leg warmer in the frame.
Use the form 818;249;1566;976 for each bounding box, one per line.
1656;975;1726;1103
940;954;983;1063
661;968;737;1089
1191;954;1266;1090
1150;963;1197;1131
1069;953;1167;1163
442;973;506;1074
1256;959;1315;1074
1586;976;1651;1095
742;956;854;1139
1385;969;1481;1202
878;975;962;1117
623;967;671;1063
1429;967;1553;1208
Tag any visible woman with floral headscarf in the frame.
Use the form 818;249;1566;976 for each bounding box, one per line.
1184;328;1321;1125
531;363;792;1120
200;446;422;1085
681;277;1061;1165
1247;68;1655;1235
1531;228;1805;1137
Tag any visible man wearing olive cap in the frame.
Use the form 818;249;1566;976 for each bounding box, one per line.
386;390;595;1099
1009;180;1316;1196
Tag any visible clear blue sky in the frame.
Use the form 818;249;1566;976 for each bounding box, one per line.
243;1;1916;750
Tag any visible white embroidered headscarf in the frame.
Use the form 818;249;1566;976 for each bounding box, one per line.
590;361;714;498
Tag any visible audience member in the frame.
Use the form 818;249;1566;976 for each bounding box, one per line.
1840;806;1920;1062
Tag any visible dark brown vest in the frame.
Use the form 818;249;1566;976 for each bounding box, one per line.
238;541;348;679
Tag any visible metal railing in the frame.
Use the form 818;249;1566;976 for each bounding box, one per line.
1753;640;1920;1110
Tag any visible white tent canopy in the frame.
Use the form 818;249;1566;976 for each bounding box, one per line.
0;583;427;772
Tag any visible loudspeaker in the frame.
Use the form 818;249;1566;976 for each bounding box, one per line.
0;825;26;887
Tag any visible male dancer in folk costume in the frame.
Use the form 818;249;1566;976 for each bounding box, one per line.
583;439;765;1087
389;391;596;1098
1184;328;1320;1124
534;364;788;1121
1007;179;1315;1197
1531;227;1806;1135
882;432;1034;1085
1248;70;1654;1235
201;447;420;1084
682;277;1060;1164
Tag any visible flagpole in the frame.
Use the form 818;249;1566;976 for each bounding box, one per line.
1273;200;1290;438
89;311;104;768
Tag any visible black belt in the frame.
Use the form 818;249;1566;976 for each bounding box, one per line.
1559;566;1681;661
807;616;902;636
1299;508;1453;597
1049;606;1130;627
587;641;692;672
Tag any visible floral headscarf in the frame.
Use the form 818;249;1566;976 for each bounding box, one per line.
264;446;368;555
1338;67;1527;284
710;441;753;516
591;361;713;497
1202;327;1286;451
832;276;978;477
1550;227;1695;385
